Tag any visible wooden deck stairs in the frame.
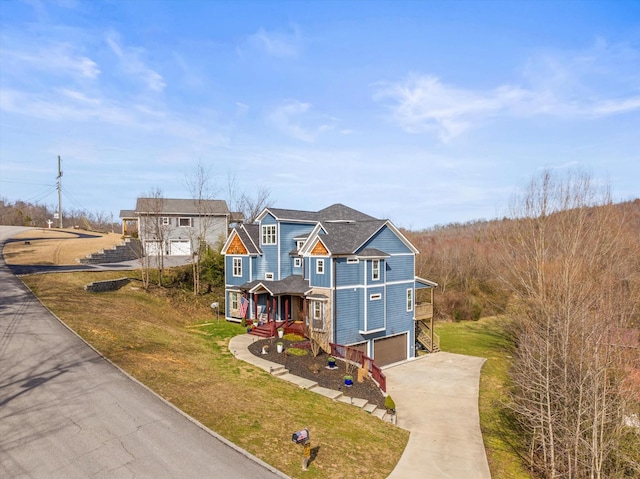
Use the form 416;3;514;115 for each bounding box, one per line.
416;320;440;353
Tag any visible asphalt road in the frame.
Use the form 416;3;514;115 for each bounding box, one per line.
0;226;287;478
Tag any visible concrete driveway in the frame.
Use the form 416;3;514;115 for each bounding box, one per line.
0;226;286;478
385;352;491;479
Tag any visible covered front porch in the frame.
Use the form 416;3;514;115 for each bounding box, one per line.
236;275;311;339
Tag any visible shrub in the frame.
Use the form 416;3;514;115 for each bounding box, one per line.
385;395;396;412
286;347;309;356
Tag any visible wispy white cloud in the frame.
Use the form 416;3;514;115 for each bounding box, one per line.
376;41;640;142
105;32;166;92
267;100;333;142
0;43;100;79
243;26;302;58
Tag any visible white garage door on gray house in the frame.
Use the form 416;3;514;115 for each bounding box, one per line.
121;198;242;257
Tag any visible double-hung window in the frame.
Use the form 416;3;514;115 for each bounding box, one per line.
232;257;242;277
262;225;277;245
178;217;191;227
406;288;413;312
372;259;380;281
312;301;324;330
316;259;325;274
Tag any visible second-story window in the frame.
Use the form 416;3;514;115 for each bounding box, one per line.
372;259;380;281
294;258;302;268
232;257;242;277
316;259;325;274
161;217;170;226
406;288;413;312
262;225;277;245
178;217;192;227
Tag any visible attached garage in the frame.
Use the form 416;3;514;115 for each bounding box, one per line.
170;240;191;256
373;333;407;367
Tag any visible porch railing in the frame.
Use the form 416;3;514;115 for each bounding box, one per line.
329;343;386;392
415;302;433;320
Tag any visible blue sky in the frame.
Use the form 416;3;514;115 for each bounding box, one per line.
1;0;639;229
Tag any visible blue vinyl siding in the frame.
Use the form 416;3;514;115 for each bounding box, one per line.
225;255;249;286
335;288;364;345
385;282;414;335
335;258;362;286
278;222;315;277
364;226;413;255
365;286;385;331
309;257;331;288
259;214;279;278
385;254;414;283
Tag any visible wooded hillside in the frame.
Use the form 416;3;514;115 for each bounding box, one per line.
405;198;640;324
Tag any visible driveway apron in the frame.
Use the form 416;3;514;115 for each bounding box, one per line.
385;352;491;479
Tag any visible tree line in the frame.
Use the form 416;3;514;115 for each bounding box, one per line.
408;170;639;478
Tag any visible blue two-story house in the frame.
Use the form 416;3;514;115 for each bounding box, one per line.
221;204;437;367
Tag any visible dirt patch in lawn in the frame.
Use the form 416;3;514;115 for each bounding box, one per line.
248;337;386;408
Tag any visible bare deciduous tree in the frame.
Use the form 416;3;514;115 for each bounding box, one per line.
138;189;168;289
185;161;220;295
496;169;640;478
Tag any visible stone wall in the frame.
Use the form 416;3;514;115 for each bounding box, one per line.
84;277;132;293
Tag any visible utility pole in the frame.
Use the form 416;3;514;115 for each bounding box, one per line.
57;155;63;228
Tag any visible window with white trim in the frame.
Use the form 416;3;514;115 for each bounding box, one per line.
161;217;170;226
232;257;242;277
296;240;305;250
231;292;239;310
370;293;382;300
406;288;413;312
178;217;191;227
262;225;277;245
265;272;274;280
347;258;359;264
372;259;380;280
316;259;325;274
294;258;302;268
311;300;325;330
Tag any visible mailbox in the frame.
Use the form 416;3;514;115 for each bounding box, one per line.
291;428;309;444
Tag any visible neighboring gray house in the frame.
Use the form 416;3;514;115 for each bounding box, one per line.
122;198;237;256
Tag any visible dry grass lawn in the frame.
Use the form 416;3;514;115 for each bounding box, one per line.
12;232;408;478
4;229;124;265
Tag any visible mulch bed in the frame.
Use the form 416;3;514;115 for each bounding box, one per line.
247;337;386;408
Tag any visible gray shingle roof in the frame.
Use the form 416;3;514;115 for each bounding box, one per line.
265;203;378;223
239;224;261;254
239;275;310;296
135;198;229;215
318;220;387;255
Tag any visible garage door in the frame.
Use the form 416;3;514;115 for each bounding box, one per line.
170;240;191;256
373;333;407;367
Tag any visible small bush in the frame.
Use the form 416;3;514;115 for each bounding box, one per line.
385;395;396;412
283;333;305;342
286;347;309;356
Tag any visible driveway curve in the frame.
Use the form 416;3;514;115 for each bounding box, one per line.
0;227;286;478
385;352;491;479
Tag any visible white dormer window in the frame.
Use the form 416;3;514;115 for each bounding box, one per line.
296;240;305;250
262;225;277;245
